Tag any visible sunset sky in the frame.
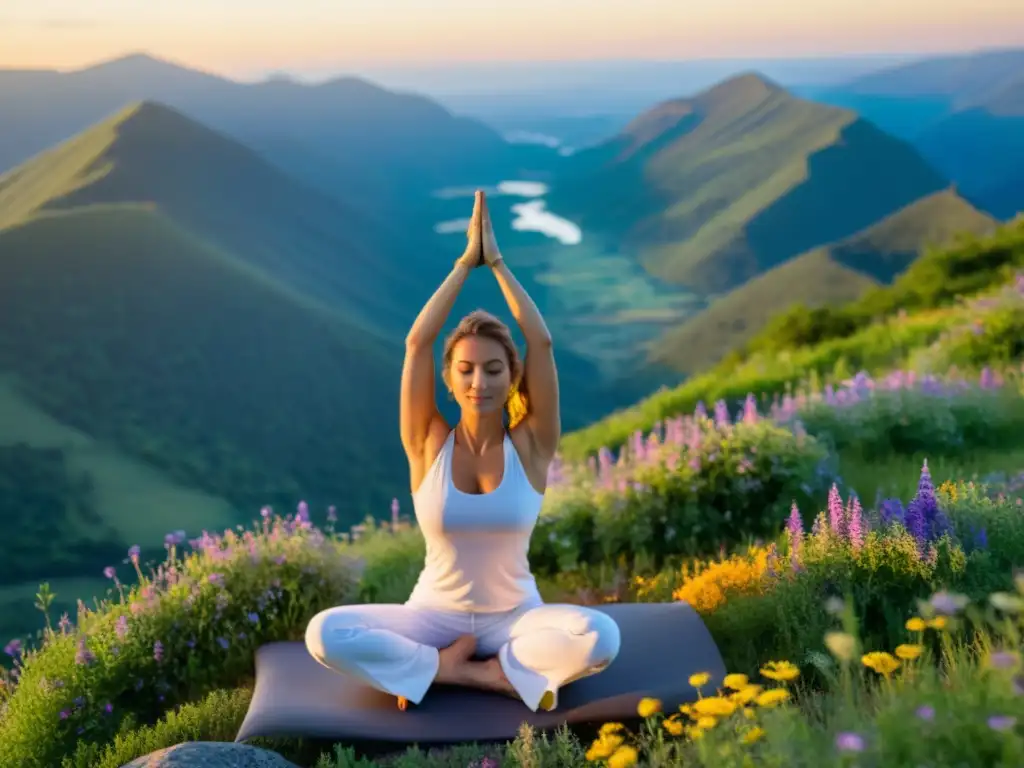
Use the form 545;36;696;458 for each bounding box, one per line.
3;0;1024;78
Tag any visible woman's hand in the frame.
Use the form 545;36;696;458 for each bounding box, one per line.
476;191;503;268
456;193;486;270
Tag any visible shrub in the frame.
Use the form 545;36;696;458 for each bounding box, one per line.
775;369;1024;459
531;401;832;573
0;508;363;768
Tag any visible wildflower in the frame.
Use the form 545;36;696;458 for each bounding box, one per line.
723;673;749;690
637;697;662;718
916;705;935;721
988;715;1016;731
905;617;926;632
929;591;968;615
128;545;141;563
742;726;765;744
755;688;790;708
692;696;737;718
688;671;711;688
153;641;164;663
115;615;129;639
988;650;1021;671
760;660;799;682
663;716;684;736
74;637;95;666
3;639;22;658
894;644;924;660
103;566;116;579
825;631;857;662
990;592;1024;613
827;484;845;537
586;731;624;760
847;495;864;550
879;498;906;527
835;732;865;752
600;722;625;736
695;716;718;730
731;685;763;705
862;652;900;678
928;616;949;630
607;745;639;768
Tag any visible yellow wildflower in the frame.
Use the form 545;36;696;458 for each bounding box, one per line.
679;703;693;717
607;745;639;768
742;706;756;720
760;660;800;682
755;688;790;708
686;725;705;740
600;722;625;736
724;673;749;690
586;733;624;761
862;651;900;677
731;684;763;705
637;697;662;718
672;545;773;613
928;616;948;630
696;716;718;730
693;696;738;718
905;617;926;632
663;716;685;736
825;631;857;661
742;726;766;744
894;644;924;660
689;672;711;688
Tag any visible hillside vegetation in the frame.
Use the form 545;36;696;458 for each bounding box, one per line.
561;217;1024;460
548;73;949;296
649;189;996;374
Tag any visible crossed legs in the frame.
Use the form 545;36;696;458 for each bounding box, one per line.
304;602;621;711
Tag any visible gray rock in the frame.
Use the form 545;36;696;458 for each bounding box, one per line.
120;741;302;768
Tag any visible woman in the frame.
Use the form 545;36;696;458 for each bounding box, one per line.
305;190;621;713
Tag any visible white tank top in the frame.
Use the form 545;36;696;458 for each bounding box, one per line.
406;429;544;613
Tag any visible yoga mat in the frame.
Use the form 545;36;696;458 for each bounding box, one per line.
235;602;726;745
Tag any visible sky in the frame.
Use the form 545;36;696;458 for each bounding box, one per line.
2;0;1024;79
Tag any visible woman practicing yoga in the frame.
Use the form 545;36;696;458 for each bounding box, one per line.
305;190;621;712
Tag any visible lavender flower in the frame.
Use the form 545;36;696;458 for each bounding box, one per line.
103;566;116;580
916;705;935;721
153;640;164;663
75;637;95;666
827;484;845;537
988;715;1016;731
879;498;905;528
835;732;865;752
847;495;864;550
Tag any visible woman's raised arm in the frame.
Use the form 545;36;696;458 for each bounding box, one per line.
478;194;560;459
400;206;482;459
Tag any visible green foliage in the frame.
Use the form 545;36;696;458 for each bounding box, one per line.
531;420;831;574
794;385;1024;459
0;515;362;768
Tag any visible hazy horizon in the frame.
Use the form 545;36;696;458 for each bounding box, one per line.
4;0;1023;83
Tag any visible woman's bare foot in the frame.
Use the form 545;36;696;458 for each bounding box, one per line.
469;656;517;697
435;634;478;685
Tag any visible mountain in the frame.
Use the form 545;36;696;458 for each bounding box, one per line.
0;100;430;337
0;53;551;214
647;190;997;374
547;73;949;296
802;48;1024;140
914;75;1024;217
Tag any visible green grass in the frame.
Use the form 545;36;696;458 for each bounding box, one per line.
649;189;996;375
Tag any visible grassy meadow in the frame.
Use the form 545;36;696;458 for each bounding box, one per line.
2;216;1024;767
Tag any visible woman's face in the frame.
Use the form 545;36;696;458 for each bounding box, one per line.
448;335;511;417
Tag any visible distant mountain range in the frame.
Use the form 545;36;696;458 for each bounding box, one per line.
805;48;1024;220
0;48;1021;605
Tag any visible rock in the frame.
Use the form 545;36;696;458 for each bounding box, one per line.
119;741;302;768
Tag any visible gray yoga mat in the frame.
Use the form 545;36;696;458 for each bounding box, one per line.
234;602;727;745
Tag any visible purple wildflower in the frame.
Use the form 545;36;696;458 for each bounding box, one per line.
4;639;22;658
827;484;845;537
879;498;905;527
326;505;337;523
103;566;116;580
835;732;865;752
713;400;730;427
75;637;95;666
260;506;272;519
391;497;400;528
742;393;759;424
127;545;141;563
217;637;230;650
988;715;1016;731
115;615;129;639
694;401;708;421
104;702;114;714
153;641;164;663
916;705;935;721
248;612;260;624
847;495;864;550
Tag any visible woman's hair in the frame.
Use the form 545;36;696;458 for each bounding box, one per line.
441;309;529;428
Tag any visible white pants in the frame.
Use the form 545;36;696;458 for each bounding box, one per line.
305;602;621;712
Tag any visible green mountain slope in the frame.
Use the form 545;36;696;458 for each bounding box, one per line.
0;100;430;338
560;217;1024;461
548;73;949;295
649;190;997;374
0;203;407;580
